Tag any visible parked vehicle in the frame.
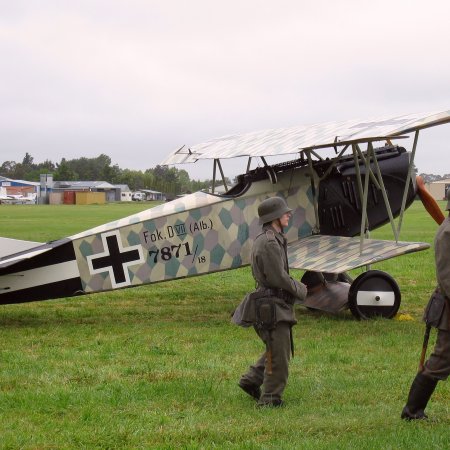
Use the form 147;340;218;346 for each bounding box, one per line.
132;192;145;201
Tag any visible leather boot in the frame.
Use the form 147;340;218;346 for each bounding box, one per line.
401;373;438;420
238;380;261;401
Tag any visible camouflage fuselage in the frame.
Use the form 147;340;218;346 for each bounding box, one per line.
72;167;315;294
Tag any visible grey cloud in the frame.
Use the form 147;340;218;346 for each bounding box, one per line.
0;0;449;177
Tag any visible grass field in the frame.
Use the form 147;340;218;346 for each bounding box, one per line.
0;201;448;449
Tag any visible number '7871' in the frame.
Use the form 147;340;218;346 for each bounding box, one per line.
149;242;193;263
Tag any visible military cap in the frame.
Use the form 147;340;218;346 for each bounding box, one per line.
258;197;292;225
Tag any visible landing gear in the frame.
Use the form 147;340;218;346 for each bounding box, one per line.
301;271;351;314
348;270;401;319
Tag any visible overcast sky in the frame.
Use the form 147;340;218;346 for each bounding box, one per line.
1;0;449;179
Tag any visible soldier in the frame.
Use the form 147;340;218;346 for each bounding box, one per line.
234;196;307;407
401;189;450;420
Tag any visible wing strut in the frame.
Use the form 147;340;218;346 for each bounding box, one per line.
368;143;399;242
246;157;252;173
318;145;350;180
305;150;320;233
212;159;217;193
353;145;381;190
211;159;228;194
396;130;419;236
304;145;351;235
351;144;368;239
217;159;228;191
359;146;372;253
354;142;401;254
260;157;278;184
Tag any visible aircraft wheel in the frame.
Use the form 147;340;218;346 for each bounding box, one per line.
348;270;401;320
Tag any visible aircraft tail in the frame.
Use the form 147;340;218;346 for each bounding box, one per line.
0;237;43;259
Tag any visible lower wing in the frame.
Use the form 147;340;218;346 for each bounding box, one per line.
287;235;429;273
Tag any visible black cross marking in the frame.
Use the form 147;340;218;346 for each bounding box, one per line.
91;234;141;284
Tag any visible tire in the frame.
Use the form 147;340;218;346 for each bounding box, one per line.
348;270;401;319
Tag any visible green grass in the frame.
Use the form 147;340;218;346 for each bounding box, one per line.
0;201;448;449
0;202;158;242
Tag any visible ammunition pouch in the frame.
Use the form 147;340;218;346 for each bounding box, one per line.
231;289;283;328
424;290;446;328
255;297;276;330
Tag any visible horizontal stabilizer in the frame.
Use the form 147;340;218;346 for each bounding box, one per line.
0;237;43;259
288;235;430;273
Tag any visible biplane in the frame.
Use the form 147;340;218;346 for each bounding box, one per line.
1;111;449;319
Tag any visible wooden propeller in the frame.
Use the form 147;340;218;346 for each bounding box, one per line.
416;176;445;225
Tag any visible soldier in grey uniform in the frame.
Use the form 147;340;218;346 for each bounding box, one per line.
236;197;307;407
401;189;450;419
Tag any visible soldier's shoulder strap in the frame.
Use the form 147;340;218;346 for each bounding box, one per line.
255;230;275;241
264;230;276;241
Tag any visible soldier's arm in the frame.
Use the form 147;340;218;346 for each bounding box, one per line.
260;240;307;300
435;225;450;298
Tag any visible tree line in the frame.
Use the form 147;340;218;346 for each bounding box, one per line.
419;173;450;183
0;153;213;195
5;152;443;195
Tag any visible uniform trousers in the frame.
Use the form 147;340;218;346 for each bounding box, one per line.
240;321;292;404
422;329;450;381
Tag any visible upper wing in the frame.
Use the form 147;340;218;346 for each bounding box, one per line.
161;110;450;164
287;235;430;273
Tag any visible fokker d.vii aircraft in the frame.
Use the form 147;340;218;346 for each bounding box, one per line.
1;111;449;319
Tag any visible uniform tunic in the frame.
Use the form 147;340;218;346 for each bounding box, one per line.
423;217;450;380
240;225;307;404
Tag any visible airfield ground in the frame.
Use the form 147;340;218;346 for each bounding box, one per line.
0;201;448;448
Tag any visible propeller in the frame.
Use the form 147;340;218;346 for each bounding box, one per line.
416;176;445;225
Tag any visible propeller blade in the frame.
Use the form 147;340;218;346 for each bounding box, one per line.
416;176;445;225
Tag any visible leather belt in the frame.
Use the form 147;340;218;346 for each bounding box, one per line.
264;288;293;301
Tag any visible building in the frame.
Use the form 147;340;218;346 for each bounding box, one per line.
1;175;132;204
50;180;116;203
51;181;132;203
425;179;450;201
138;189;165;201
115;184;132;201
0;176;40;202
37;175;131;204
